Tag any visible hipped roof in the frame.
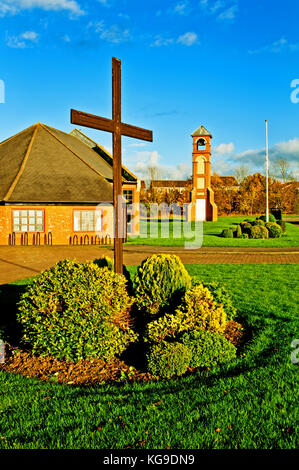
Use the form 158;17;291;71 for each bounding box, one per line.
191;126;213;138
0;123;114;203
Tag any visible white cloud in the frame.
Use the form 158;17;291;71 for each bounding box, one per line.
173;1;190;15
231;138;299;178
128;150;191;181
6;30;39;48
213;142;235;155
199;0;238;21
95;21;130;44
249;37;299;55
150;35;174;47
151;31;198;47
177;31;198;46
217;4;238;20
0;0;84;17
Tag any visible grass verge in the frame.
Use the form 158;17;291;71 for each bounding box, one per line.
127;216;299;247
0;264;298;449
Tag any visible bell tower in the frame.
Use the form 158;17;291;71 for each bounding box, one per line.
190;125;217;221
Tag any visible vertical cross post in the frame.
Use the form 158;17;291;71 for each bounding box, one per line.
71;57;153;274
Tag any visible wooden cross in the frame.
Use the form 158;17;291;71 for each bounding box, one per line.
71;57;153;274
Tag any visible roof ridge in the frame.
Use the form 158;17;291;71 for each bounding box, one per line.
4;124;39;201
0;123;37;148
41;124;111;183
71;128;139;182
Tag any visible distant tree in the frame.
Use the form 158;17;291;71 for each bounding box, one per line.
273;158;295;183
235;164;251;184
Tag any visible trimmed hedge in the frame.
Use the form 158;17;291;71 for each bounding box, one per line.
249;225;269;239
147;341;191;378
259;214;276;223
265;222;283;238
181;330;237;368
221;228;234;238
134;254;191;317
17;259;138;362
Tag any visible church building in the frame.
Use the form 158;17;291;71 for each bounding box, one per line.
0;123;140;246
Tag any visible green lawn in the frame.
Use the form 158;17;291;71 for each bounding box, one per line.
0;264;298;449
127;216;299;247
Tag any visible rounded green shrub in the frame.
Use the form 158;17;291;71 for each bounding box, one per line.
93;256;133;294
241;233;249;239
221;228;234;238
147;341;191;378
252;219;265;227
265;222;283;238
181;330;236;368
134;254;191;317
259;214;276;223
240;222;252;235
146;284;227;342
259;226;269;239
249;225;266;239
17;259;138;362
236;224;242;238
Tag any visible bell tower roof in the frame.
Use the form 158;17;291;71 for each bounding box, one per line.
191;126;213;138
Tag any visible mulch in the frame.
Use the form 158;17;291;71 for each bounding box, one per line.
0;320;246;386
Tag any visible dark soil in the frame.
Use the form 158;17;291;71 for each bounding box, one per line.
0;320;246;386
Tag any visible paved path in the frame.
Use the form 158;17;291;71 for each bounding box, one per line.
0;245;298;285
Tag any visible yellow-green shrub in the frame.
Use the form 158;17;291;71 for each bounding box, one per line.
147;341;191;378
17;259;137;362
146;284;227;342
181;330;236;368
134;254;192;317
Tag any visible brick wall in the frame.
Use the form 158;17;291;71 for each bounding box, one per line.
0;204;115;246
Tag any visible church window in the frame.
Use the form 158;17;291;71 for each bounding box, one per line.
73;210;102;232
12;209;44;232
123;189;134;205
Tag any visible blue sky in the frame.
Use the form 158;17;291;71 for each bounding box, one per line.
0;0;299;179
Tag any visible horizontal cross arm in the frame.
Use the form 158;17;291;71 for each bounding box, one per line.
121;122;153;142
71;109;114;133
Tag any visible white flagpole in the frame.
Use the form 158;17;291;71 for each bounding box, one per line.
265;120;269;222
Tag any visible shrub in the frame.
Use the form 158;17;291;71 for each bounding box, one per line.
249;225;266;239
93;256;133;294
241;233;249;239
277;219;286;233
221;228;234;238
17;259;138;362
181;330;236;368
147;341;191;378
176;285;227;333
252;219;265;227
134;254;191;317
259;226;269;239
192;279;237;321
265;222;283;238
236;224;242;238
146;284;227;342
203;282;237;321
259;214;276;223
240;222;252;235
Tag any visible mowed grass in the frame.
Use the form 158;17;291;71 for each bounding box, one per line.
0;264;298;449
127;216;299;247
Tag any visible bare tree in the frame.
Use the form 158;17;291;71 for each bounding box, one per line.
273;158;294;182
235;164;251;184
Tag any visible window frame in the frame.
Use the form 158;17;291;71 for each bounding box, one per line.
73;209;103;232
12;209;45;233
